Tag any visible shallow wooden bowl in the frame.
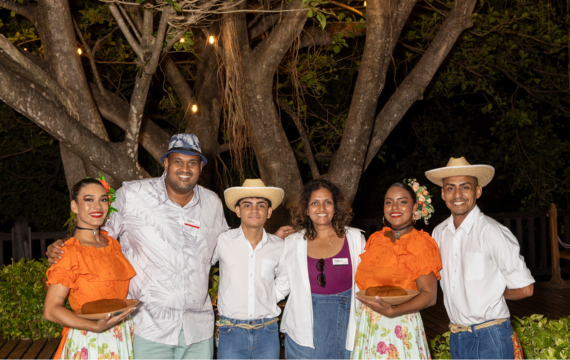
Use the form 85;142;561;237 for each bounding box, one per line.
356;289;419;305
74;299;140;320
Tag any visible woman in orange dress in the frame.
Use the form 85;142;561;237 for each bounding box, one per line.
43;178;136;360
352;182;442;359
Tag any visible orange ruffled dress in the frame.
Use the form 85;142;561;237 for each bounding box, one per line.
352;228;442;360
46;232;136;360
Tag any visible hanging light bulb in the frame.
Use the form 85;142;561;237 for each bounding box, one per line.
77;48;82;55
364;1;367;6
191;104;198;112
180;37;185;43
209;35;215;44
24;48;27;51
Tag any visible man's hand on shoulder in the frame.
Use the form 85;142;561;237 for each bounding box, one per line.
274;226;294;240
46;240;65;265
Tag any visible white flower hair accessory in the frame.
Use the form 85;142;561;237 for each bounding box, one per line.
405;179;435;225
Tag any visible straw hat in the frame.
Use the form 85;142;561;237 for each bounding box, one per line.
425;157;495;187
224;179;284;212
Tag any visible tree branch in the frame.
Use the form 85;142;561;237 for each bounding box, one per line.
248;12;282;40
251;0;308;81
298;23;366;49
108;3;145;60
72;20;109;99
0;0;36;23
364;0;479;169
278;98;320;179
0;63;145;181
118;3;142;42
124;8;170;159
0;34;78;119
328;0;363;16
89;83;170;163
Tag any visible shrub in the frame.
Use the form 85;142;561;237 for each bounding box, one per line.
0;258;64;340
429;315;570;359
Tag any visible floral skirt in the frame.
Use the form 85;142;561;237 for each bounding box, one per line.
352;302;431;360
59;318;134;360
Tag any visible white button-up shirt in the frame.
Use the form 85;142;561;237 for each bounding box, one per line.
212;226;285;320
104;173;228;346
432;206;535;326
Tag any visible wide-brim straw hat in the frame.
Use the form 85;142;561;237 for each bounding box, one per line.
224;179;284;212
425;157;495;187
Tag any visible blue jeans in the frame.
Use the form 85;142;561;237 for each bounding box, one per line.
450;319;515;359
217;316;280;359
285;288;352;359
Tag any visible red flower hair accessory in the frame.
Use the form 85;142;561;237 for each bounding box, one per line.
96;173;117;220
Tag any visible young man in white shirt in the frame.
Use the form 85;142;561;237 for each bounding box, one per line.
212;179;288;359
426;157;535;359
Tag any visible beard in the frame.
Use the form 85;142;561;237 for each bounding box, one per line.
165;171;198;194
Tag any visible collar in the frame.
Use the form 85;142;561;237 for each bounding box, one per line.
158;172;201;207
233;225;269;246
446;205;481;235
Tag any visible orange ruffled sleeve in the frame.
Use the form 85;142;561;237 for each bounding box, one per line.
408;230;442;281
46;238;81;290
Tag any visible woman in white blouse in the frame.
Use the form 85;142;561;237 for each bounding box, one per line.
275;180;366;359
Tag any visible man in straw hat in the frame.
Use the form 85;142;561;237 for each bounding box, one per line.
426;157;534;359
213;179;288;359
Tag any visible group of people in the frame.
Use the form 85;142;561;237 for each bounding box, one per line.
43;133;535;360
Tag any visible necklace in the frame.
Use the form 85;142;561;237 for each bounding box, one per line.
75;226;99;236
391;223;413;239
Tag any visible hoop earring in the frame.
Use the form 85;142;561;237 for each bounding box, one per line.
412;217;416;226
383;216;388;227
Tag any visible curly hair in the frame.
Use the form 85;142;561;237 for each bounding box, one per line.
290;179;353;241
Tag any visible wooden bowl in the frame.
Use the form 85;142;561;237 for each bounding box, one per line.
356;289;419;305
74;299;140;320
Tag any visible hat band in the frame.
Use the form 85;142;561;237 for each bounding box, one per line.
168;147;203;155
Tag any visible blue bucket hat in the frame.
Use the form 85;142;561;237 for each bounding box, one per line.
160;134;208;165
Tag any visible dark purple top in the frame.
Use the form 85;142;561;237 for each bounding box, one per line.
308;236;353;295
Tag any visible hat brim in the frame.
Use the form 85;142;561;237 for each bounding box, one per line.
425;165;495;187
224;187;284;212
161;150;208;166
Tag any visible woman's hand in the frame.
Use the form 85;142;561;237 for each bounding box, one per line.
93;308;136;333
356;296;398;318
274;226;295;240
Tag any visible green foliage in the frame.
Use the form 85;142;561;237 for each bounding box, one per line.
429;332;452;359
429;316;570;359
513;315;570;359
208;267;219;306
0;259;64;340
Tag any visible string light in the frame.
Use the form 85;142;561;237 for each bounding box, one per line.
191;104;198;112
24;48;27;51
364;1;366;5
180;38;185;43
208;35;215;44
77;48;82;55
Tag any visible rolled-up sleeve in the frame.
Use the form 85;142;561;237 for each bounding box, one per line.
485;224;535;289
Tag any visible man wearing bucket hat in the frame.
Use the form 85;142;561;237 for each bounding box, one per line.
212;179;287;359
426;157;535;359
48;134;229;359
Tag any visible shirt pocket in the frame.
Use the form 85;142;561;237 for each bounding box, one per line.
464;251;485;281
261;259;278;281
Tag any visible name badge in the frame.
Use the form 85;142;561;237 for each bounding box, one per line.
184;218;200;229
333;258;349;266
